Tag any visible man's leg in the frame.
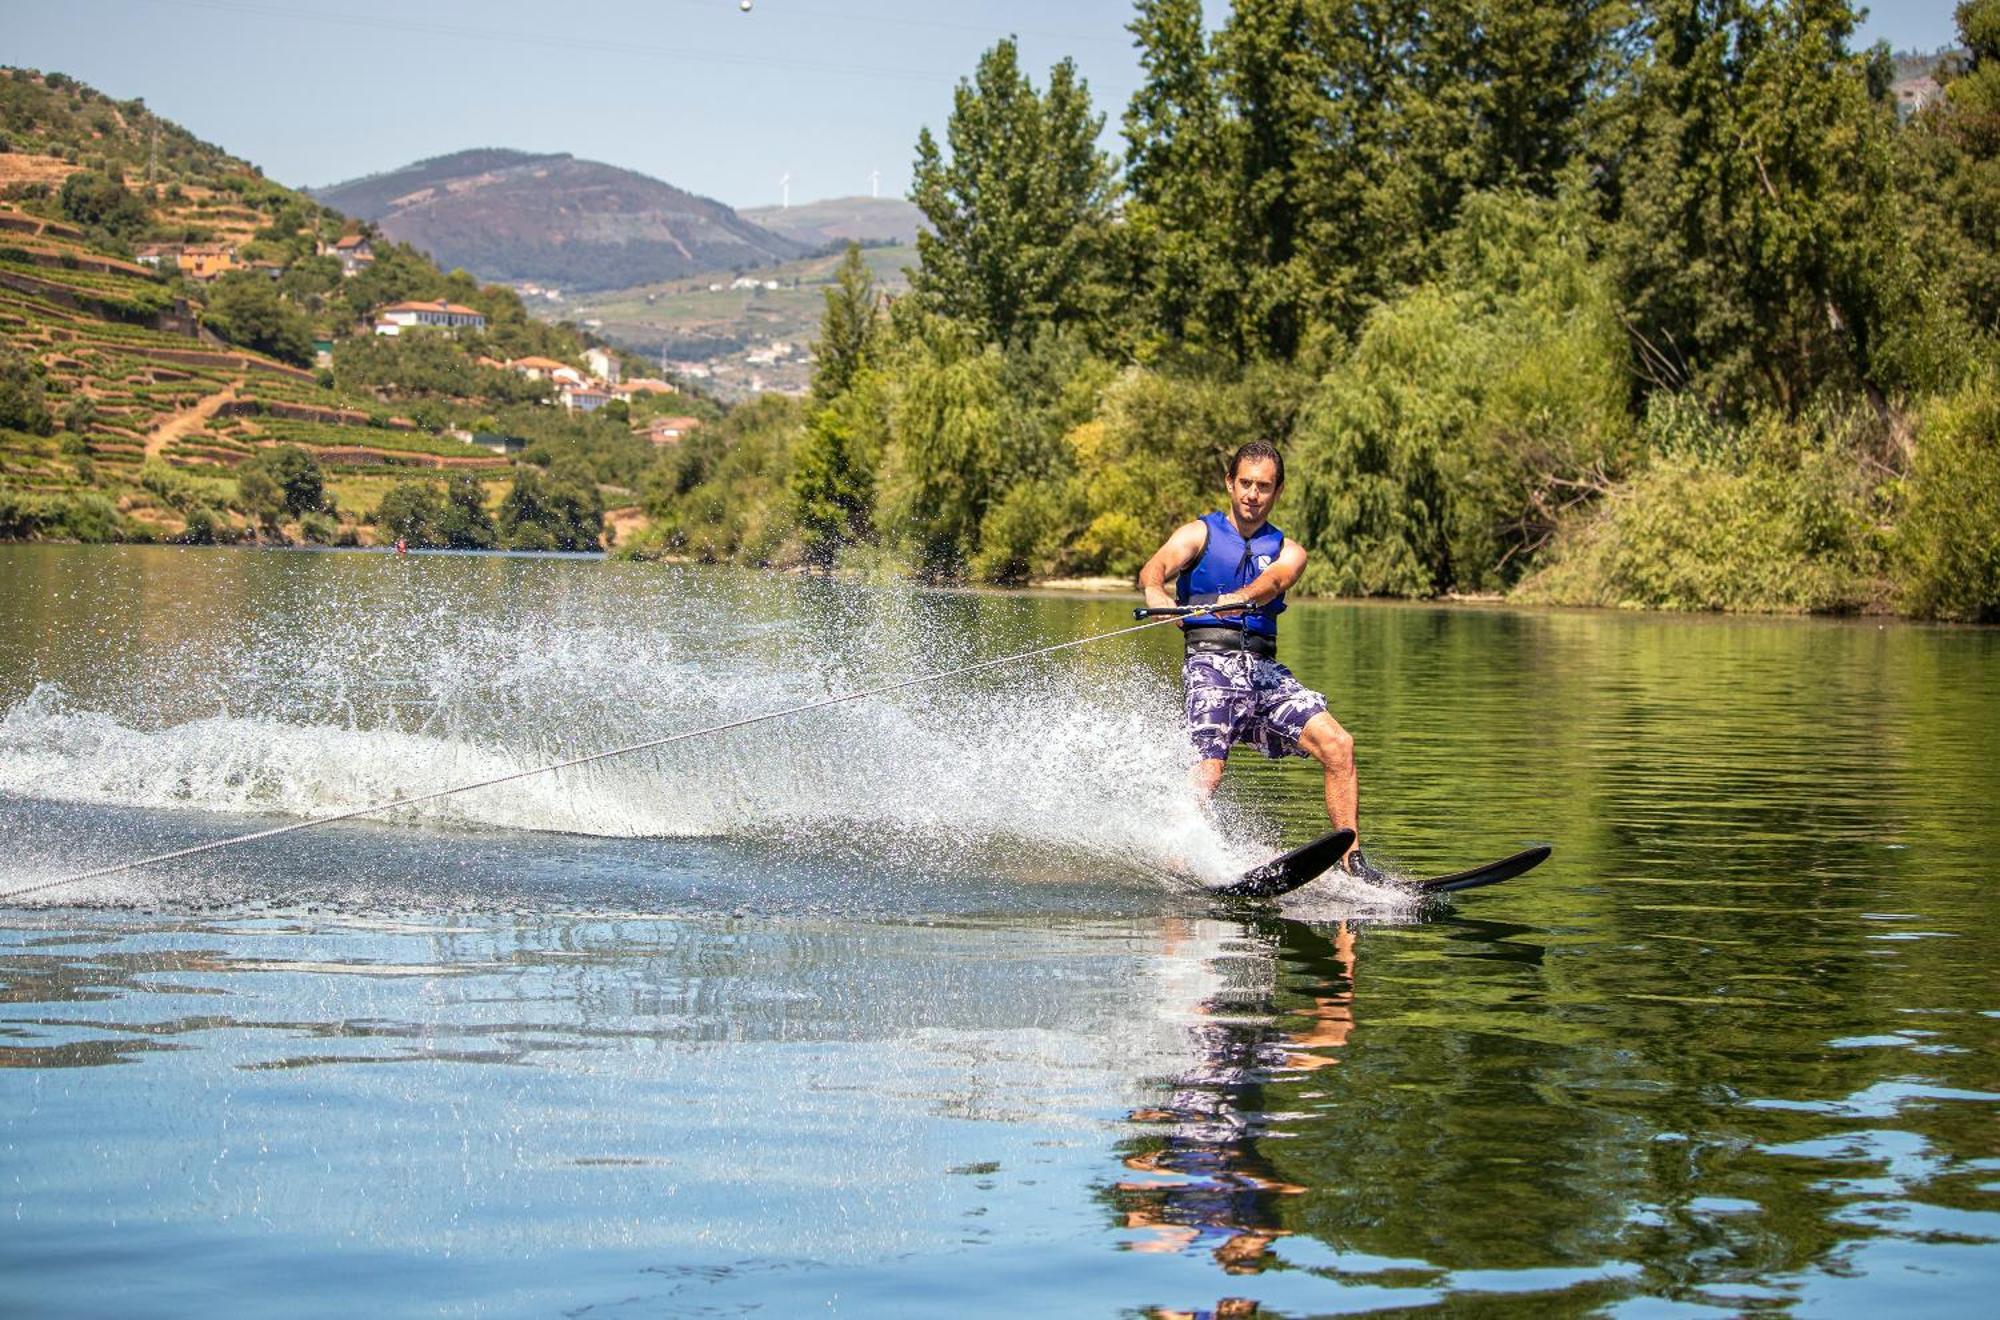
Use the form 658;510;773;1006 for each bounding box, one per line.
1295;711;1357;843
1189;757;1227;800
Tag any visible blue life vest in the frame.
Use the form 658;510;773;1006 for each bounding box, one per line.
1175;510;1288;638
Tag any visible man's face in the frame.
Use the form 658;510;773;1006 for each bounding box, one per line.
1227;457;1281;527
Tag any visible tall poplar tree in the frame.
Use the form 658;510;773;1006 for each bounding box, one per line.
810;243;881;404
792;245;883;566
909;39;1118;346
1122;0;1244;356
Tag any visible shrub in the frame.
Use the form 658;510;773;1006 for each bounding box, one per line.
970;478;1080;584
1519;408;1884;613
1895;381;2000;621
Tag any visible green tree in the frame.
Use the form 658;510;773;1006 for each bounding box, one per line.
910;38;1118;345
811;243;881;403
373;480;446;547
1211;0;1321;359
244;444;326;517
877;318;1008;574
1610;0;1909;413
233;464;286;531
1292;185;1632;595
1121;0;1244;355
56;170;150;243
0;344;55;435
204;272;315;366
1899;1;2000;336
633;396;803;563
1895;377;2000;620
440;473;497;550
60;394;98;434
790;382;880;566
499;464;602;552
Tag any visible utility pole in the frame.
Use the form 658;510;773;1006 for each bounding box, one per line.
147;120;157;186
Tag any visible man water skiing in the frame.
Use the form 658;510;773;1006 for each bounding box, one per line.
1138;440;1379;881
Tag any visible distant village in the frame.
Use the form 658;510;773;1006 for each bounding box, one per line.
127;230;705;448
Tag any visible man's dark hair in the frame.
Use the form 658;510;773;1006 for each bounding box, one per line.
1227;440;1285;488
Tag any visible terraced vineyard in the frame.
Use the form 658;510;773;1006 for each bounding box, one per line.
1;203;518;543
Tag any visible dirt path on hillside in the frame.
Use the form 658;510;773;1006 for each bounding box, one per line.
144;380;241;461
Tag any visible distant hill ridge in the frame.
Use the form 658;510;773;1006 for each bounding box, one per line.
741;195;924;248
311;148;808;293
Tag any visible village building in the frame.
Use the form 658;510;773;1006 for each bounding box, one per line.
177;244;240;281
583;347;620;385
614;378;678;398
645;416;703;446
320;233;375;277
560;383;612;413
133;242;177;270
373;299;488;335
1894;76;1943;119
506;356;571;381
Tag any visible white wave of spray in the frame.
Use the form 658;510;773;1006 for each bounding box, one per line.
0;565;1291;889
0;671;1256;886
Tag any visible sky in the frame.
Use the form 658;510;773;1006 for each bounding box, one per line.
0;0;1971;211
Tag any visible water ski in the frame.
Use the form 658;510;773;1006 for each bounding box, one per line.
1410;845;1552;896
1205;828;1355;901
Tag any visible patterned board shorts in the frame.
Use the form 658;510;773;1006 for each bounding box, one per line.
1183;650;1329;761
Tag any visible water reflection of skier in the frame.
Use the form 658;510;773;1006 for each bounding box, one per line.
1116;919;1360;1284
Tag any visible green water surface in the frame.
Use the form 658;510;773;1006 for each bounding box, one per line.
0;545;1994;1317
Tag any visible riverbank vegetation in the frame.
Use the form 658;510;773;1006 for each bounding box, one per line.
621;0;2000;622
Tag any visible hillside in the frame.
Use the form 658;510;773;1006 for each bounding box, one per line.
312;149;808;292
1;68;254;189
1;69;701;551
557;243;912;400
740;196;923;248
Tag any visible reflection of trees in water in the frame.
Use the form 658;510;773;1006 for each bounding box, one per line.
1109;917;1359;1304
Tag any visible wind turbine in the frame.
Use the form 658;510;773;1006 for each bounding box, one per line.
779;173;791;209
869;169;880;199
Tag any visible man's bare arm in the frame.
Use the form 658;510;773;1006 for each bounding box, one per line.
1139;520;1209;609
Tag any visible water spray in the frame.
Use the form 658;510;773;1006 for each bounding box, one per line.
1;607;1211;905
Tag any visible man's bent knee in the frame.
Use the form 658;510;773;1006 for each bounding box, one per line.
1300;714;1354;769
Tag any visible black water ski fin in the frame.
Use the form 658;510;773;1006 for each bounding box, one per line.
1412;845;1552;896
1206;828;1355;901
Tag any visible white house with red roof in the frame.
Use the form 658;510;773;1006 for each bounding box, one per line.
321;233;375;277
645;416;703;445
374;299;487;336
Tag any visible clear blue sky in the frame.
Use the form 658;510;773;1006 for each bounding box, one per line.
0;0;1969;210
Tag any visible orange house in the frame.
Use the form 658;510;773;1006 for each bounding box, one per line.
177;244;240;281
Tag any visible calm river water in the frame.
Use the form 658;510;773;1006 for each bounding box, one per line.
1;544;1995;1317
